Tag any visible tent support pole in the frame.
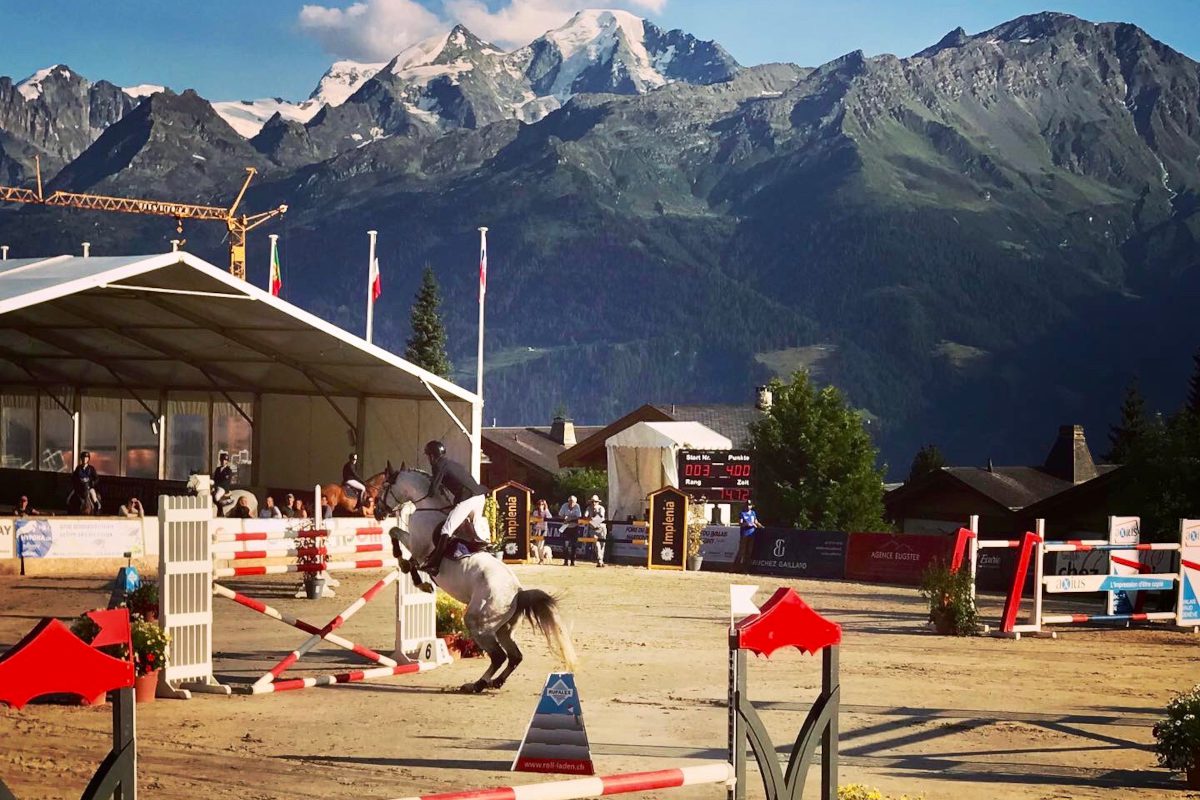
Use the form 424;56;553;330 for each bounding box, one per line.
420;379;470;438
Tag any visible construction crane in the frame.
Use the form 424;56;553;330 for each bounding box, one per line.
0;158;287;280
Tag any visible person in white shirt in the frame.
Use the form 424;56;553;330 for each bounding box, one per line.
258;496;283;519
587;495;607;567
557;495;582;566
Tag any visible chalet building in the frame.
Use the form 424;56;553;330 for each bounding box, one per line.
480;416;602;499
885;425;1118;536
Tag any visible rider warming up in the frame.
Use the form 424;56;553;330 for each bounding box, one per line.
71;451;100;512
211;452;234;508
342;452;366;507
421;440;488;576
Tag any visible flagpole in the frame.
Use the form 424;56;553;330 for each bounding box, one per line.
268;234;278;293
366;230;377;343
477;227;487;404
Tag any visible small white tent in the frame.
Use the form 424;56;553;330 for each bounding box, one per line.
605;421;732;521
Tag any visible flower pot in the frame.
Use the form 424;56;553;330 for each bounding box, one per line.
134;670;158;703
686;555;703;572
441;635;458;656
303;574;325;600
1188;752;1200;789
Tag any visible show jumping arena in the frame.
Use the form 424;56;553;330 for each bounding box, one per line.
1;557;1197;798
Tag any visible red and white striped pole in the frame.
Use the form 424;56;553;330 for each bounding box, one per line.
388;762;735;800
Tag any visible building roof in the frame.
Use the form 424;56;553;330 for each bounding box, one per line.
606;421;732;451
482;425;604;475
650;404;764;448
0;252;478;403
887;463;1120;513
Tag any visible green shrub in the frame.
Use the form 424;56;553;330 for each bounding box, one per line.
1153;684;1200;772
918;561;979;636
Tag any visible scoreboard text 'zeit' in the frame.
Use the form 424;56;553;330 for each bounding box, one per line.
677;450;753;503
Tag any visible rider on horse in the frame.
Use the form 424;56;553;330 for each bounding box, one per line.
342;452;366;509
211;452;234;510
71;451;100;513
421;440;488;576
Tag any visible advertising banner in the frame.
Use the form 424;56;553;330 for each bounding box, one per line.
1179;519;1200;628
494;482;532;563
15;518;145;559
648;487;689;570
844;532;951;586
608;523;648;565
1107;515;1141;615
750;529;848;579
697;525;739;566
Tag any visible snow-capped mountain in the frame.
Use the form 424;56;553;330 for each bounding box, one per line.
310;60;386;106
210;98;322;138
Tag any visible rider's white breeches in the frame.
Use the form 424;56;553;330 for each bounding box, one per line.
345;479;366;494
87;488;99;504
214;487;227;504
441;494;488;542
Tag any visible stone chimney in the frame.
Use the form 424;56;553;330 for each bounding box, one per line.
755;385;773;411
550;415;576;447
1043;424;1098;484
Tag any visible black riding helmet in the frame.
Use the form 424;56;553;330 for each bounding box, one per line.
424;440;446;461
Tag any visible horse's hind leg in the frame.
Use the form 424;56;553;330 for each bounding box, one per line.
461;629;506;694
486;621;523;690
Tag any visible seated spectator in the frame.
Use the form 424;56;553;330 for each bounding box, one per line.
13;495;39;517
295;499;309;519
283;493;297;518
118;497;144;518
231;496;252;519
258;496;283;519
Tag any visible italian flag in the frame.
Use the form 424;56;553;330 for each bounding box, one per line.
370;257;382;301
270;237;283;297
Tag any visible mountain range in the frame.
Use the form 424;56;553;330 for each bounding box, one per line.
1;10;1197;477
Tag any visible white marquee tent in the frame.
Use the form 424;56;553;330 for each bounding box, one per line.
605;421;731;521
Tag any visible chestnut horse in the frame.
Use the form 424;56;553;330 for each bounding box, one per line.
320;470;387;517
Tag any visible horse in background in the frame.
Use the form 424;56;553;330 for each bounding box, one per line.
321;470;386;517
185;474;259;518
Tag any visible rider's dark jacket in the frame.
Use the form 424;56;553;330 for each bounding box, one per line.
211;465;233;491
71;463;97;494
342;461;363;484
429;457;486;504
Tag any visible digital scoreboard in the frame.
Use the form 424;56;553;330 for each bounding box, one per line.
676;450;753;503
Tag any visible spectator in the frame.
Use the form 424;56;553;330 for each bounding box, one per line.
72;450;100;513
259;496;283;519
737;500;763;573
283;493;297;518
231;496;252;519
532;498;554;564
118;497;144;518
13;495;39;517
320;496;334;519
587;495;607;568
295;499;309;519
557;495;582;566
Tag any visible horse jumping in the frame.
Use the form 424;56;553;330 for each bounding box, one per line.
377;464;577;693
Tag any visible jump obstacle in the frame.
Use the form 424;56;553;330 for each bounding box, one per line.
958;515;1200;638
393;586;842;800
156;490;447;698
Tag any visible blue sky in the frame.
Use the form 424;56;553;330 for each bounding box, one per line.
2;1;1197;101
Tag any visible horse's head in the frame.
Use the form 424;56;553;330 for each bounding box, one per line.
186;473;210;496
374;462;427;521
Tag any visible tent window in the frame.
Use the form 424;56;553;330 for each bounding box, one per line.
81;395;121;476
1;392;36;470
122;399;159;479
213;397;252;484
165;395;209;480
39;393;74;473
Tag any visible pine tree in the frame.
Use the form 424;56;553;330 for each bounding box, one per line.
1107;379;1147;464
1187;347;1200;417
907;444;945;483
748;371;886;531
404;265;452;379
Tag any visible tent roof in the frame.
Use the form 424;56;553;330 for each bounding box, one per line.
605;421;731;451
0;252;478;403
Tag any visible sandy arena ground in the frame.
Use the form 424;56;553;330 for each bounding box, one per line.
0;563;1197;800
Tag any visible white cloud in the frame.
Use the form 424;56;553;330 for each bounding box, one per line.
299;0;446;60
299;0;669;59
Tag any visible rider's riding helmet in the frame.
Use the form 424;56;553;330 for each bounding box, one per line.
349;452;357;461
219;451;229;462
424;440;446;461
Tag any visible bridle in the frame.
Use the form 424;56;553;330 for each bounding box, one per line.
374;468;449;521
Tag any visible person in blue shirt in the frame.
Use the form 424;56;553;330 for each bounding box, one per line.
737;500;763;573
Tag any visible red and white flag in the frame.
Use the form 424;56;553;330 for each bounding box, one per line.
269;236;283;297
478;231;487;300
369;256;382;301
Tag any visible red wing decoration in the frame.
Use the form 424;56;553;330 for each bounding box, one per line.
0;614;135;709
735;587;841;657
85;609;132;650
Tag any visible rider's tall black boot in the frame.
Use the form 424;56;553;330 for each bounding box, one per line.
422;533;450;576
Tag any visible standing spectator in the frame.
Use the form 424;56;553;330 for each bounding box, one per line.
737;500;763;573
118;497;144;518
259;496;283;519
532;498;553;564
12;495;39;516
587;495;607;567
283;493;297;518
72;450;100;513
558;495;582;566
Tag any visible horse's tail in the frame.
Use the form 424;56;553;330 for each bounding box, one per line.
514;589;578;672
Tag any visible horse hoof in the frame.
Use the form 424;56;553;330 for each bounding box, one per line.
487;678;507;690
459;681;487;694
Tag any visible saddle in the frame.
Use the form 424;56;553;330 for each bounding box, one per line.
445;533;491;561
